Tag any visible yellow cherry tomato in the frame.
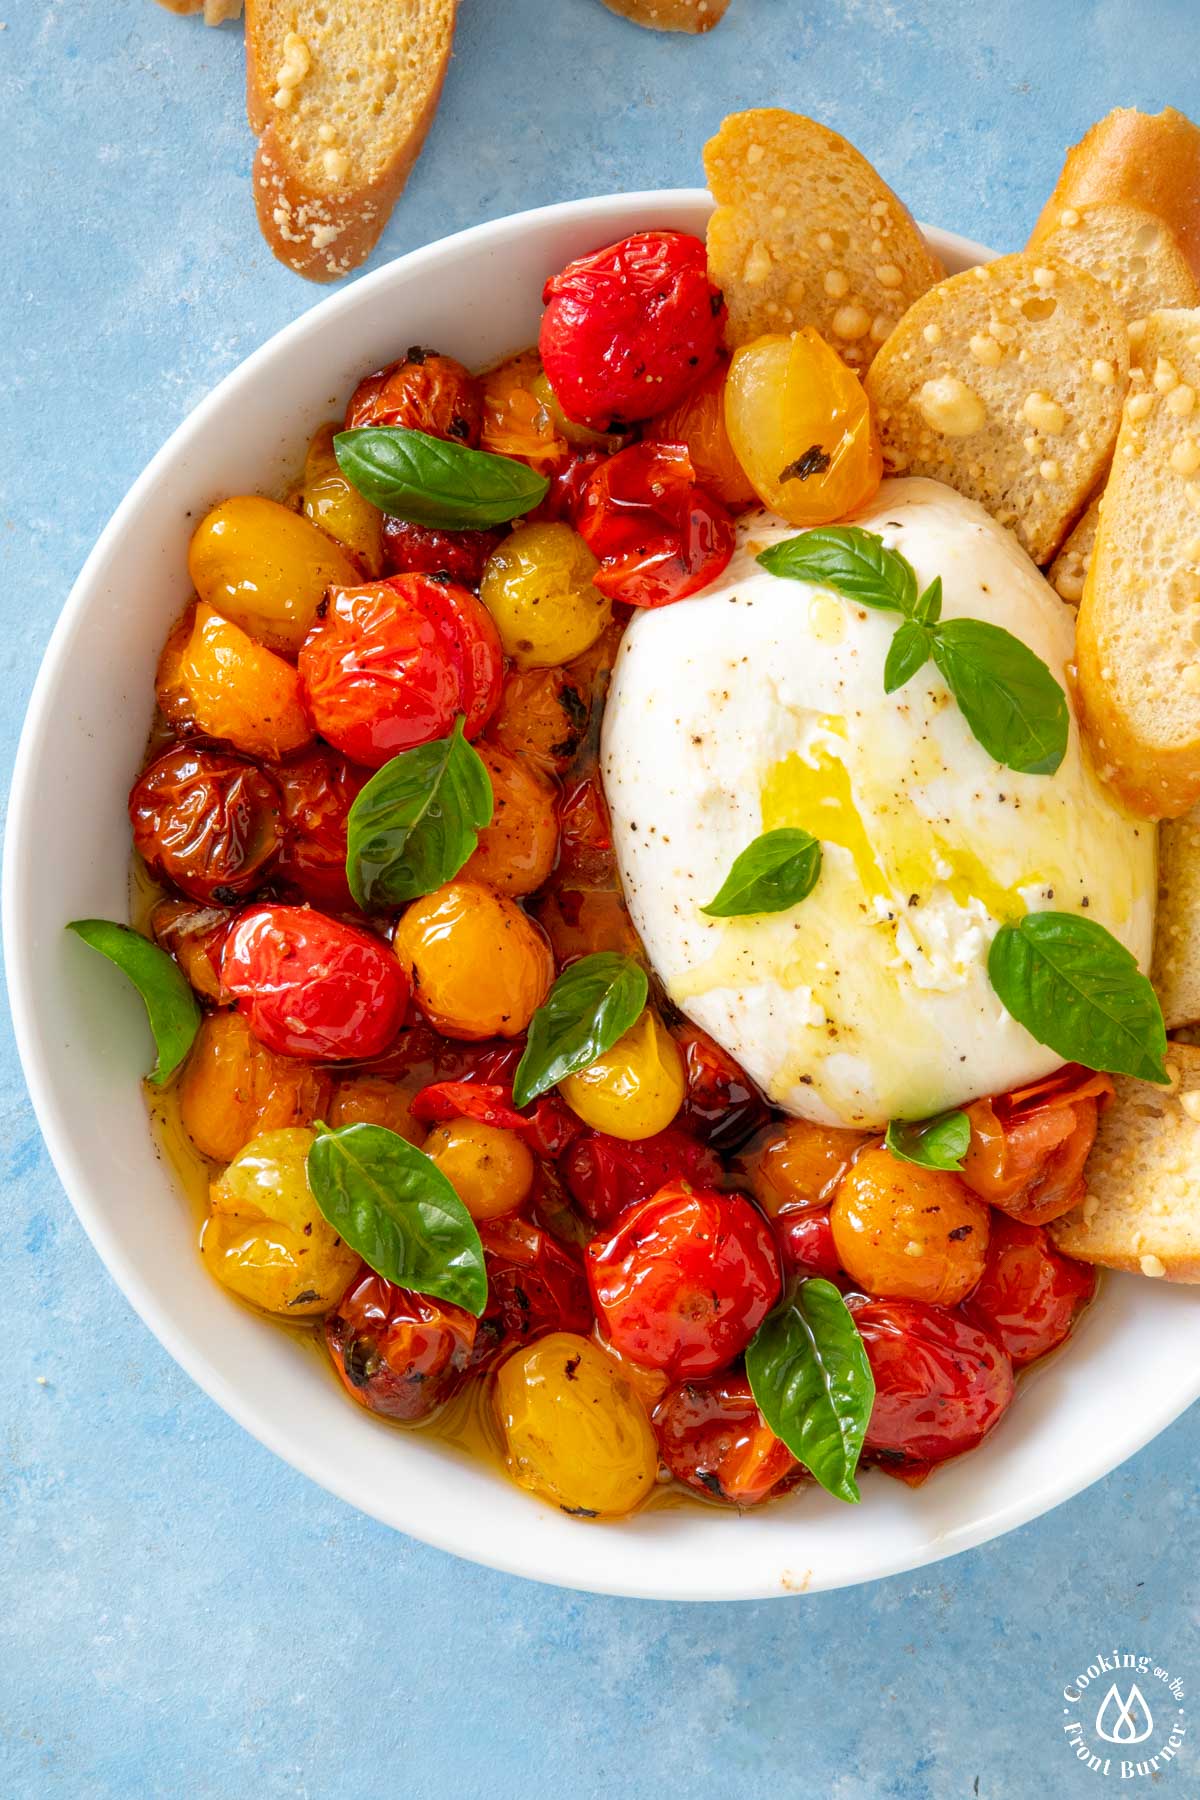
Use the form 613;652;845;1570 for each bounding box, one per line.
493;1332;658;1517
393;879;554;1040
188;495;361;656
559;1009;685;1140
179;1011;332;1164
480;522;612;669
301;422;385;575
530;372;626;454
830;1145;990;1306
724;328;882;525
201;1127;359;1316
480;351;566;471
423;1117;534;1221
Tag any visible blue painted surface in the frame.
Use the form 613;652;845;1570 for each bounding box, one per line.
2;0;1199;1793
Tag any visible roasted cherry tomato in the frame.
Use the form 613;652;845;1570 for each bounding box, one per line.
645;357;758;509
739;1118;871;1215
576;442;735;607
556;769;615;887
587;1181;780;1379
962;1216;1096;1366
479;351;567;470
652;1372;801;1506
423;1117;535;1221
275;746;369;911
149;899;231;1002
774;1205;842;1282
494;1332;658;1517
830;1146;989;1307
479;1213;593;1350
326;1268;477;1421
169;603;314;761
852;1298;1015;1467
202;1127;358;1316
461;741;559;896
961;1066;1112;1226
301;422;385;575
299;575;502;767
344;347;482;444
533;449;608;525
534;887;644;968
178;1010;333;1164
380;517;504;588
130;744;283;904
394;880;554;1041
490;664;592;776
562;1126;723;1227
672;1020;769;1152
560;1009;686;1140
188;496;361;657
539;230;725;430
221;904;410;1062
328;1074;422;1142
480;522;613;668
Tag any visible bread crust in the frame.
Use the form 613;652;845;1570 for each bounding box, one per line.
597;0;729;28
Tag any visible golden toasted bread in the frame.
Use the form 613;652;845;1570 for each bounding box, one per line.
246;0;457;282
597;0;729;27
1152;807;1200;1028
703;110;942;372
1047;491;1101;601
1049;1047;1200;1281
864;252;1127;563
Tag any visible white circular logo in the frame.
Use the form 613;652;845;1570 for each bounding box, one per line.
1062;1652;1187;1780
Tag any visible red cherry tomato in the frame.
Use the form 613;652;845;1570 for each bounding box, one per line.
672;1020;769;1152
409;1078;582;1160
587;1181;780;1379
478;1214;593;1355
576;443;736;607
533;449;608;525
221;904;410;1061
774;1205;842;1283
652;1372;801;1506
852;1298;1014;1466
962;1216;1096;1366
961;1066;1113;1226
326;1268;477;1421
130;745;283;905
539;230;725;430
276;747;369;910
380;517;504;588
557;769;615;887
298;575;502;767
344;349;483;444
562;1127;723;1227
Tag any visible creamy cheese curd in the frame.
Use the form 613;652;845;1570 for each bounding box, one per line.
601;477;1156;1129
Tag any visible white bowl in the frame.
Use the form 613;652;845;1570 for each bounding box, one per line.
8;192;1200;1601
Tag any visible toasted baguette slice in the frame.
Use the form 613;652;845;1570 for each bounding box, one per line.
1048;1047;1200;1280
246;0;457;282
865;253;1127;563
1047;491;1101;601
1028;108;1200;322
703;111;943;372
1075;309;1200;818
598;0;729;27
1152;807;1200;1028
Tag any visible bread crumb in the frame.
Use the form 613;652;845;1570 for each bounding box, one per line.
1140;1253;1167;1278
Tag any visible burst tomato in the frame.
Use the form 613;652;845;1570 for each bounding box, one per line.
556;768;615;886
539;230;725;430
344;348;482;444
150;899;232;1002
562;1127;723;1227
221;904;410;1061
576;442;735;607
380;517;504;588
533;449;608;525
275;747;369;910
479;1213;594;1353
962;1216;1096;1366
586;1182;780;1379
774;1205;842;1282
960;1066;1113;1226
326;1269;478;1421
852;1298;1015;1466
130;744;283;904
652;1372;801;1506
672;1020;769;1151
298;575;502;767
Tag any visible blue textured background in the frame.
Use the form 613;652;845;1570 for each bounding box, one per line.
3;1;1199;1794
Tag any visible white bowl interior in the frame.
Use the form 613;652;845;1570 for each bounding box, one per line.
8;192;1200;1601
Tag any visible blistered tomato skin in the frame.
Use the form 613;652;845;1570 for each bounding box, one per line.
962;1216;1096;1366
853;1298;1015;1466
175;603;314;761
673;1021;769;1152
961;1067;1112;1227
493;1332;658;1517
556;770;615;888
740;1118;871;1216
559;1010;686;1141
653;1372;800;1506
393;879;554;1040
535;886;644;968
326;1268;478;1422
380;517;504;588
587;1181;781;1379
150;899;232;1002
775;1206;842;1283
576;442;736;608
480;522;613;668
480;352;567;470
178;1011;333;1163
302;422;385;575
491;664;592;776
422;1117;535;1221
479;1214;593;1350
275;747;369;911
562;1126;723;1227
345;348;483;444
188;496;362;656
201;1127;358;1316
130;745;283;904
461;741;559;896
329;1074;422;1142
221;905;410;1062
645;358;758;510
830;1146;990;1307
298;575;503;767
539;231;725;430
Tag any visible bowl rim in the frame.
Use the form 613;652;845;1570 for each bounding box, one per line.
8;189;1199;1601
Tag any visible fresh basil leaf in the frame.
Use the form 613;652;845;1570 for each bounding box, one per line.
914;574;943;627
306;1123;486;1315
512;952;648;1108
346;717;493;910
930;617;1068;775
700;828;822;918
67;919;201;1085
883;619;934;695
988;911;1168;1084
746;1279;875;1505
757;525;917;616
334;426;548;529
885;1109;971;1171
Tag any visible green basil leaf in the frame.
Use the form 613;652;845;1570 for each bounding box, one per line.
883;619;934;695
930;617;1068;775
700;828;822;917
512;952;648;1108
988;911;1168;1084
346;717;493;910
757;525;917;615
885;1109;971;1171
67;919;201;1086
914;574;943;627
746;1278;875;1505
306;1123;486;1315
334;426;548;528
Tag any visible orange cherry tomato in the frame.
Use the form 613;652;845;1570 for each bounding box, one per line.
345;348;482;444
830;1146;989;1307
645;357;758;510
739;1118;871;1216
174;603;314;761
480;350;566;470
461;740;559;896
393;879;554;1040
178;1010;333;1164
490;664;592;776
960;1066;1113;1226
